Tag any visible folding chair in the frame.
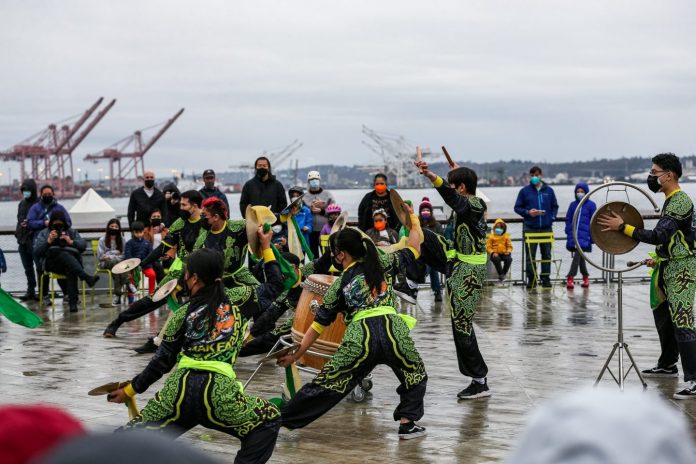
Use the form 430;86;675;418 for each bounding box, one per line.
39;272;86;310
91;240;113;303
524;232;562;288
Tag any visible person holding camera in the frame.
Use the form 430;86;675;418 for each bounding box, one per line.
33;211;99;312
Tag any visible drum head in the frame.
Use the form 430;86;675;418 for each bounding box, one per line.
590;201;643;255
152;279;178;303
111;258;141;275
302;274;337;296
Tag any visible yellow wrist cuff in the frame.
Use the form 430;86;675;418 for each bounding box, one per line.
623;224;635;238
262;248;276;263
432;176;444;188
407;246;421;260
310;321;326;334
124;383;136;397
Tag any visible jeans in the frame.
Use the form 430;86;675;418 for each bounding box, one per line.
18;241;37;292
524;227;552;284
427;266;441;293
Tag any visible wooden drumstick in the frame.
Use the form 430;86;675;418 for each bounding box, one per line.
441;146;455;169
416;145;422;162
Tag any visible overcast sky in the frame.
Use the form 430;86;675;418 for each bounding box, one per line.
1;1;695;180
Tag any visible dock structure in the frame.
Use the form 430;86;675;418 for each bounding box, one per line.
1;282;695;462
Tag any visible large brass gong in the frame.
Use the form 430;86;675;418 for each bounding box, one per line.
590;201;644;255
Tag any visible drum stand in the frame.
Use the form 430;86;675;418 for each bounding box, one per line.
594;272;646;390
572;182;659;391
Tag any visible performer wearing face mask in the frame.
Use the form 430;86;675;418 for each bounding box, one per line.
107;241;284;464
357;173;400;232
487;219;513;283
239;157;288;217
127;170;165;229
597;153;696;400
564;182;596;289
103;190;205;342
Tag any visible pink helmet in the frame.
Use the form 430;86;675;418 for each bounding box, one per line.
326;204;342;214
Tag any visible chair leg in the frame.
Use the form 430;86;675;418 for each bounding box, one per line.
82;282;86;309
108;272;113;302
50;277;56;310
39;276;44;306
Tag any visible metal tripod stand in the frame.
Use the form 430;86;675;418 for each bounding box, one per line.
572;182;659;391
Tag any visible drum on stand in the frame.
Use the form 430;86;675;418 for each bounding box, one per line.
291;274;345;370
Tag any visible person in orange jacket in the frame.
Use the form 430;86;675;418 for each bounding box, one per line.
487;218;513;281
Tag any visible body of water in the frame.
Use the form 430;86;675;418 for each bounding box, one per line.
0;181;686;227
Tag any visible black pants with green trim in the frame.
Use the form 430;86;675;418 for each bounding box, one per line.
124;369;280;464
654;257;696;382
281;314;427;429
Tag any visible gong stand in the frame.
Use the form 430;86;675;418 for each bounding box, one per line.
572;182;659;391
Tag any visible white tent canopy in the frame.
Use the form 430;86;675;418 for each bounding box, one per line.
69;188;117;227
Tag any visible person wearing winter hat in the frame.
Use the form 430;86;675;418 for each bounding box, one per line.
303;170;335;256
487;219;513;282
564;182;596;289
0;404;86;464
320;203;342;235
418;197;444;301
366;208;399;247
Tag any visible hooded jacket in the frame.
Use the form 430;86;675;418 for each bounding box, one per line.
199;185;229;210
565;182;596;252
160;182;181;227
26;198;72;239
239;161;287;216
487;219;513;254
514;181;559;229
15;179;38;245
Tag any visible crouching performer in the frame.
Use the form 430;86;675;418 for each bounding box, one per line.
278;219;428;440
107;227;283;464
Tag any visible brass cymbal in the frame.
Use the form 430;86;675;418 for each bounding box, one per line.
590;201;643;255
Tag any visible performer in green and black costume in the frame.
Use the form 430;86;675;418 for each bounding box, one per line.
598;153;696;399
103;190;204;338
240;246;340;357
107;238;284;463
278;225;428;440
415;158;491;400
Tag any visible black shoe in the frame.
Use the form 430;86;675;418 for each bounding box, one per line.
673;382;696;400
19;291;36;301
457;380;491;399
69;303;78;313
641;364;679;378
84;274;100;288
525;280;534;289
434;291;443;302
134;337;157;354
103;321;120;338
398;421;427;440
541;279;552;288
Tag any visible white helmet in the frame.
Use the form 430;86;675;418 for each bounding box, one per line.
307;170;321;181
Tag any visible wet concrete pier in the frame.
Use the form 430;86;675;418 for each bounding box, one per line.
2;282;695;463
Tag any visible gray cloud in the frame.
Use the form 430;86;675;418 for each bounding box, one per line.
1;0;695;179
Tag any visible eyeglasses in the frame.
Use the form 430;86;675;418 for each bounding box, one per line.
649;170;667;176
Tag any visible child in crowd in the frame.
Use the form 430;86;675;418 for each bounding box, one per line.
124;222;155;302
564;182;596;289
320;204;343;235
487;218;513;282
366;209;399;247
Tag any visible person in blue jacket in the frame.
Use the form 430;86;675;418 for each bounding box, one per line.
564;183;596;289
514;166;559;288
286;186;313;245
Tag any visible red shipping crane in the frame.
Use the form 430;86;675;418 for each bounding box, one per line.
84;108;184;197
0;97;116;195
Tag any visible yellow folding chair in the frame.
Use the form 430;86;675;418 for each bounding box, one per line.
39;272;86;310
524;232;562;288
91;239;113;303
320;234;330;254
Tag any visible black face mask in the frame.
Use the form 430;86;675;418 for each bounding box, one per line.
51;223;65;232
256;168;268;179
42;195;53;205
647;174;662;193
204;181;215;189
179;210;192;221
151;219;162;227
200;220;212;231
144;180;155;189
107;229;119;236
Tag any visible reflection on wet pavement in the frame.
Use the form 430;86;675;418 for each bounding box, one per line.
1;282;694;462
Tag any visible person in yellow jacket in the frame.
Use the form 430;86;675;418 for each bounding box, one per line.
487;219;513;282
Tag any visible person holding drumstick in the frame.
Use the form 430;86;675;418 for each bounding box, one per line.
107;232;284;464
415;155;492;400
597;153;696;399
278;216;428;440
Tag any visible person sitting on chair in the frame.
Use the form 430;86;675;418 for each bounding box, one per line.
487;218;513;282
33;211;98;312
97;218;128;305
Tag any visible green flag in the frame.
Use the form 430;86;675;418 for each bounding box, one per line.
0;288;43;328
271;245;299;290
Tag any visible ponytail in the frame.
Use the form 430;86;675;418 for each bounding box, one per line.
185;249;226;332
335;228;385;296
